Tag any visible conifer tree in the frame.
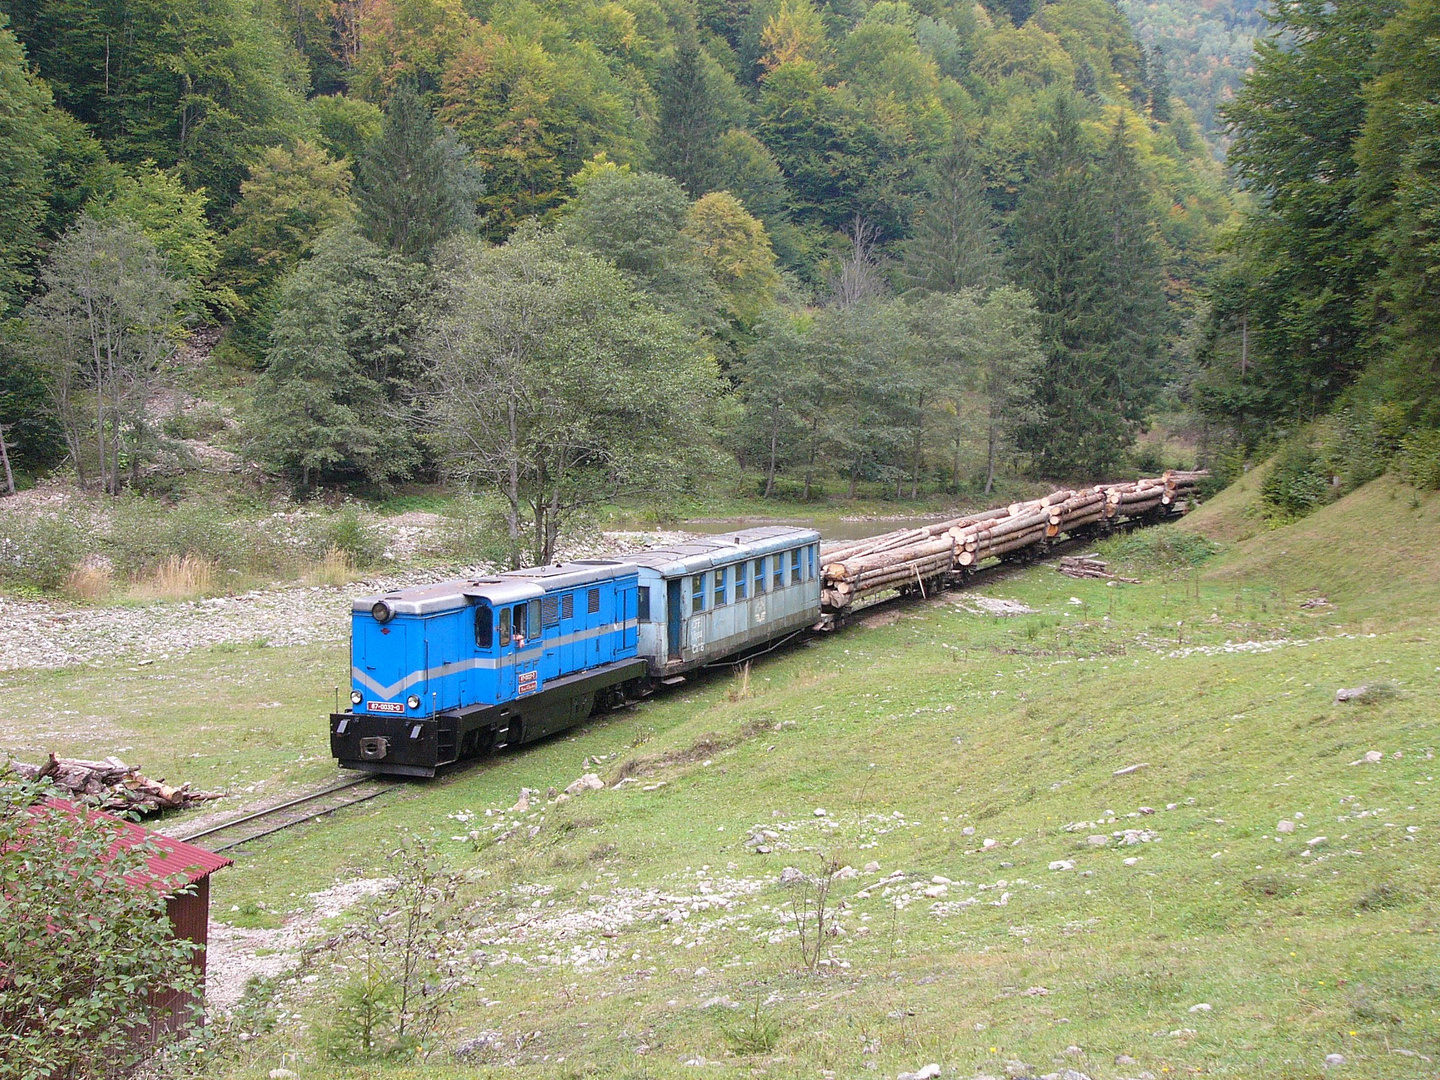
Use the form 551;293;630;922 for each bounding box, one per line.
357;85;483;260
651;36;733;195
898;130;1000;295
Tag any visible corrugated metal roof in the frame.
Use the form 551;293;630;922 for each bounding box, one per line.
34;798;232;891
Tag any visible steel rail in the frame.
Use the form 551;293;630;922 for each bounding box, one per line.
172;775;390;847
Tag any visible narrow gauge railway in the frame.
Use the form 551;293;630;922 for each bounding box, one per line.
331;472;1204;778
170;776;394;852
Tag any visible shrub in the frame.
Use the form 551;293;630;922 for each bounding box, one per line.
1098;527;1217;573
0;772;201;1079
1396;428;1440;489
311;506;382;564
1260;438;1332;520
0;510;85;592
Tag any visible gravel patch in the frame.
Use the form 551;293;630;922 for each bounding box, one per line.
0;529;693;672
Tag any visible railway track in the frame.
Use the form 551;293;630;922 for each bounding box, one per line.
170;776;395;853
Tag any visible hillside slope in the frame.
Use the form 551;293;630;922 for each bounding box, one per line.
4;476;1436;1079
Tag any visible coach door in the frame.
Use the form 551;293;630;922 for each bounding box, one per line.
666;579;682;660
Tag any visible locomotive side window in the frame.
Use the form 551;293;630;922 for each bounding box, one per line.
637;586;651;621
714;566;727;606
542;596;560;629
561;592;574;620
773;554;785;591
499;607;512;647
754;557;766;593
475;606;493;649
587;588;600;614
735;564;747;600
691;574;705;613
791;548;801;585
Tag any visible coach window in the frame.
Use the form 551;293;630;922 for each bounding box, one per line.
735;564;747;600
692;573;706;614
637;586;651;621
754;557;766;594
773;553;785;591
499;607;512;647
810;543;818;579
714;566;727;606
475;605;493;649
791;548;802;585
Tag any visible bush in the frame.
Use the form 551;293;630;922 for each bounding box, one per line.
1098;527;1218;572
311;506;383;564
0;510;85;591
1260;438;1332;520
1396;428;1440;489
0;772;202;1079
442;498;515;567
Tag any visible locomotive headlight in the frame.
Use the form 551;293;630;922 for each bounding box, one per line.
371;600;394;623
406;694;422;711
350;690;363;705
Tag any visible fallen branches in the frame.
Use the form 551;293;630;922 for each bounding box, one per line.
1056;556;1141;584
8;753;227;814
819;470;1204;613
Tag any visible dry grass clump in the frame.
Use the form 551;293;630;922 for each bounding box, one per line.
64;563;113;602
128;554;215;601
302;546;355;587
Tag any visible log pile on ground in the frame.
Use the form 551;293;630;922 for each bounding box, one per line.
1056;556;1141;583
7;752;227;814
820;471;1205;613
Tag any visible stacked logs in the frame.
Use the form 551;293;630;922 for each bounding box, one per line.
820;470;1205;612
8;752;227;814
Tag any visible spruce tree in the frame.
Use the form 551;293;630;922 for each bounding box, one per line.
651;36;730;195
1011;96;1160;476
898;130;1000;295
357;85;483;260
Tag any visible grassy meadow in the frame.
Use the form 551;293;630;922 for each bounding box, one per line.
2;476;1437;1080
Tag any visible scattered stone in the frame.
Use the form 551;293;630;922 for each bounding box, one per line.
1039;1070;1091;1080
454;1032;505;1058
511;790;530;813
1137;806;1155;815
546;786;557;799
864;860;882;873
564;773;604;796
779;866;805;884
962;826;976;836
1004;1063;1034;1079
924;884;948;898
1087;834;1108;847
754;845;772;854
1123;857;1140;866
814;807;828;817
1064;1045;1083;1056
1048;860;1075;871
982;838;999;851
1113;762;1149;776
700;996;736;1010
836;865;859;880
1022;986;1051;996
1277;819;1296;834
897;1064;941;1080
1324;1053;1345;1067
1115;1055;1137;1066
268;1071;297;1079
1335;687;1368;703
1188;1003;1212;1013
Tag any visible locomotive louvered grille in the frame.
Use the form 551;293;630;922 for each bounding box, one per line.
542;596;560;628
587;588;600;614
561;593;574;620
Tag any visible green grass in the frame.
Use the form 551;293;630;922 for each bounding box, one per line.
3;476;1437;1079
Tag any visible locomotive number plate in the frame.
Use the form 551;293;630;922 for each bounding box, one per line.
517;670;539;695
367;700;405;714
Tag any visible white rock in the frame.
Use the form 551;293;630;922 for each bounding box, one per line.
1277;819;1296;834
924;885;948;898
897;1064;941;1080
864;860;882;873
564;773;604;795
779;866;804;884
962;826;976;836
1324;1053;1345;1066
982;838;999;850
268;1071;297;1080
1188;1003;1212;1013
1087;834;1109;846
1123;857;1140;866
814;807;828;817
836;865;859;879
1049;860;1075;871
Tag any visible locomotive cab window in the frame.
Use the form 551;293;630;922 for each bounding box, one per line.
691;574;705;613
499;607;512;647
474;605;494;649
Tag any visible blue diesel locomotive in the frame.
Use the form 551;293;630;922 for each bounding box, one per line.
331;526;821;775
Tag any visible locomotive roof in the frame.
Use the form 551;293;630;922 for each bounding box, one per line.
353;561;639;615
617;525;820;576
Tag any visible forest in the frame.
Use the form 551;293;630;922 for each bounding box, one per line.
0;0;1436;559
